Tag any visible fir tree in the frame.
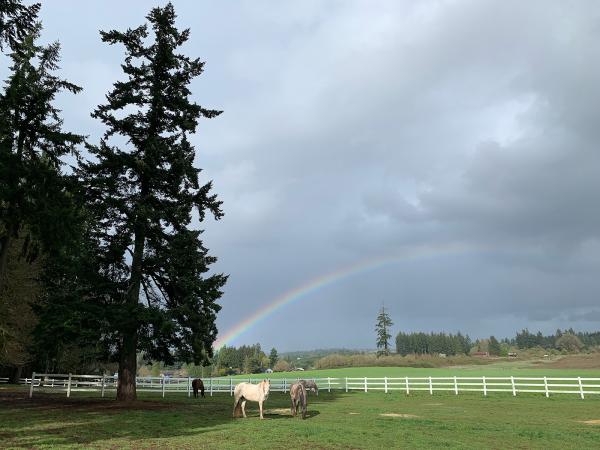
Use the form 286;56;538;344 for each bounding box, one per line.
81;3;226;401
269;348;278;368
488;335;501;356
0;28;84;286
0;0;40;52
375;305;393;356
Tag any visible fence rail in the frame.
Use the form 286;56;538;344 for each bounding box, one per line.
20;373;600;399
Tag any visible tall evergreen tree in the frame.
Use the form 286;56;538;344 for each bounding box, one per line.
0;28;84;287
375;305;393;356
82;3;226;400
269;347;278;368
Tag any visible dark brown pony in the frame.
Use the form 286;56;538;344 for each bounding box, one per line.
192;379;205;398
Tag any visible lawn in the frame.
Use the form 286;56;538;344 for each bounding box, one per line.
2;371;600;449
231;363;600;379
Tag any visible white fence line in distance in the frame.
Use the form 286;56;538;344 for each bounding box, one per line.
22;374;600;400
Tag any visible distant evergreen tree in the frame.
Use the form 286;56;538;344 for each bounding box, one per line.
269;348;278;368
488;336;501;356
375;305;393;356
81;3;226;400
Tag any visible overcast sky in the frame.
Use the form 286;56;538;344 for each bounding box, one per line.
28;0;600;351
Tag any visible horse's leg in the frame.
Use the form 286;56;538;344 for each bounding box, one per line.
259;400;263;419
241;400;247;418
291;398;295;416
233;394;241;417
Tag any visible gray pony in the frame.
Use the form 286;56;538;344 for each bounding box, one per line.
299;379;319;396
290;382;307;419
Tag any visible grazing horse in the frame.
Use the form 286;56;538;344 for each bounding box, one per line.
299;379;319;396
233;379;270;419
290;382;307;419
192;379;205;398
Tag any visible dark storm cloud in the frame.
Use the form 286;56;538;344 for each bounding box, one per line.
30;0;600;350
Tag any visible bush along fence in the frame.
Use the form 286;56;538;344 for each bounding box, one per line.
19;374;600;399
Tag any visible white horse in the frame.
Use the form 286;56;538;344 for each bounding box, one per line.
233;379;271;419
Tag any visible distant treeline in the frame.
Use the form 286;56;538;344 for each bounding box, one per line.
214;344;268;374
394;328;600;356
512;328;600;350
395;332;472;356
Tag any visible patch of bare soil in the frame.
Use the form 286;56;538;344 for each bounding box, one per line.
543;354;600;369
380;413;420;418
582;419;600;425
0;390;178;412
265;408;291;415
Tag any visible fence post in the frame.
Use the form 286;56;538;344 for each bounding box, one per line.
29;372;35;398
162;377;166;398
544;376;549;398
405;376;410;395
187;377;191;398
101;375;106;398
230;377;233;396
210;378;213;396
345;377;348;393
67;373;72;398
429;376;433;395
328;377;331;393
364;377;368;393
578;377;585;400
511;376;516;396
284;378;287;393
482;376;487;397
384;377;388;394
454;376;458;395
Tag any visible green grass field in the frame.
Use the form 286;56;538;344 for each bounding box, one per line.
2;365;600;449
232;362;600;379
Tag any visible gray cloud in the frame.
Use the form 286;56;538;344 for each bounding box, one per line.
28;0;600;351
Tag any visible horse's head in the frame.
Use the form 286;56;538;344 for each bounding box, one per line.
261;379;271;395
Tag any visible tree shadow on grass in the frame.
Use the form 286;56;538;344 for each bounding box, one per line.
0;388;342;447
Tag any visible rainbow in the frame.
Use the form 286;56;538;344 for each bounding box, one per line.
213;242;478;349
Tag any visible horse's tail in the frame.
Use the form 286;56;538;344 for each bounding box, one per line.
233;393;243;418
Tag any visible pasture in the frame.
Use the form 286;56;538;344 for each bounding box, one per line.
2;366;600;449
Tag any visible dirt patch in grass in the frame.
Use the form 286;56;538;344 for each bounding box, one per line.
0;390;178;412
581;419;600;425
380;413;420;418
265;408;291;415
542;354;600;369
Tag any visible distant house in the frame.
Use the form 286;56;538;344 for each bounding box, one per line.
265;368;273;374
472;351;489;357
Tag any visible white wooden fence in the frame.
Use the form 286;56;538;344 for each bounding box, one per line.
21;373;600;399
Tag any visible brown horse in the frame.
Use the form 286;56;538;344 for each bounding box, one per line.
192;379;205;398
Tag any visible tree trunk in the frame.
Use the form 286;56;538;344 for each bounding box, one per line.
9;365;22;384
116;209;146;401
0;230;13;287
116;329;138;401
